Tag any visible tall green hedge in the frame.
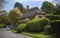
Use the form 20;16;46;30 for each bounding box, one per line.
26;18;39;32
46;14;60;20
0;24;4;28
15;24;26;32
51;20;60;34
26;18;50;32
15;18;50;33
44;25;51;34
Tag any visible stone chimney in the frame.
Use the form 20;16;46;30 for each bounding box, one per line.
27;5;29;10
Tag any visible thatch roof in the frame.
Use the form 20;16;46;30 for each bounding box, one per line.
20;7;45;19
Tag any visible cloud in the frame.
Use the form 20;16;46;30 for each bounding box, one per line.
13;0;53;3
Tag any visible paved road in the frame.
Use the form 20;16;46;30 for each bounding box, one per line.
0;28;33;38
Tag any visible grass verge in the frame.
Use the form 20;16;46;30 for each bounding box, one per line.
21;32;52;38
11;30;17;33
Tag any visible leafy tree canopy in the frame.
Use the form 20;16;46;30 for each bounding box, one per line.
55;4;60;15
9;8;22;20
14;2;23;13
8;8;22;29
41;1;55;14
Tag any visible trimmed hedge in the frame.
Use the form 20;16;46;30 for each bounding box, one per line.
15;24;26;32
44;25;51;34
15;18;50;33
46;14;60;20
51;20;60;34
26;18;50;32
0;24;4;28
26;18;39;32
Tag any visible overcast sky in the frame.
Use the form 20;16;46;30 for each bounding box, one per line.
3;0;56;12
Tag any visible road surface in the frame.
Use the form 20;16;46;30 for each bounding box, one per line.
0;28;33;38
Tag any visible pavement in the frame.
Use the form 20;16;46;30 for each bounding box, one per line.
0;28;33;38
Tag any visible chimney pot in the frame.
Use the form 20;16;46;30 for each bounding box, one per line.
27;5;29;10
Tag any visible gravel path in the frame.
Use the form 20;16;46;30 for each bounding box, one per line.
0;28;33;38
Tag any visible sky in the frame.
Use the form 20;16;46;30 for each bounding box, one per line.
3;0;56;12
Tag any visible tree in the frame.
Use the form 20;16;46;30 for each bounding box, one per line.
0;10;9;27
41;1;55;14
55;4;60;15
14;2;23;13
14;2;27;13
8;8;22;29
23;8;27;12
0;10;8;24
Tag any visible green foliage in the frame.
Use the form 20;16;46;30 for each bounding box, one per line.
44;25;51;34
46;14;60;20
37;18;50;32
55;4;60;15
14;2;27;13
51;20;60;34
41;1;55;14
22;32;52;38
0;10;9;25
8;8;22;29
14;2;23;13
0;24;4;28
23;8;27;13
26;18;40;32
9;8;22;19
26;18;50;32
15;24;26;32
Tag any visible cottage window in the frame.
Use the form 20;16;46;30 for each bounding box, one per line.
39;16;42;18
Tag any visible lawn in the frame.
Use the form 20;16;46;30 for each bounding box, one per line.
21;32;52;38
11;30;53;38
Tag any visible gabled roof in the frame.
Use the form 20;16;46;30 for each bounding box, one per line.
20;7;45;19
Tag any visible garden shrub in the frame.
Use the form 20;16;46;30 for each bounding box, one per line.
26;18;40;32
44;25;51;34
50;20;60;34
0;24;4;28
15;23;26;32
37;18;50;32
46;14;60;21
26;18;50;32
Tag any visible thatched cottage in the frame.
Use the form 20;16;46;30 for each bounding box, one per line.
19;6;45;23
